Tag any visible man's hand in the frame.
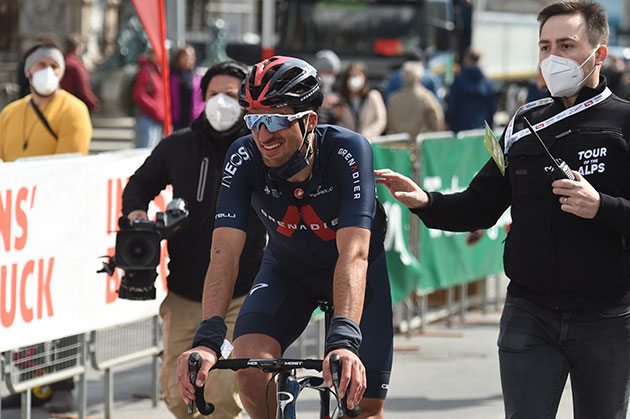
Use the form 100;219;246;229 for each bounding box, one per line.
552;171;600;219
127;210;149;222
176;346;217;406
322;349;366;411
375;168;429;209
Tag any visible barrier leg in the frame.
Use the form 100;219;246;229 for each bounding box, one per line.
419;294;427;333
481;277;488;314
460;284;467;322
318;317;325;359
151;316;159;408
78;333;87;419
104;368;113;418
448;287;454;326
152;356;159;408
495;275;501;311
21;391;31;419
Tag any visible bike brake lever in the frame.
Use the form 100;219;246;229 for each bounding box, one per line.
329;353;361;418
188;352;215;415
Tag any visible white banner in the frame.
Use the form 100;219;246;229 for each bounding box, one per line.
0;150;173;352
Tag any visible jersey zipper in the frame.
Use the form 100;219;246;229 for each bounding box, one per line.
197;157;209;202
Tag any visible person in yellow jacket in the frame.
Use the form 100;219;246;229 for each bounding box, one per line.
0;42;92;162
0;42;91;413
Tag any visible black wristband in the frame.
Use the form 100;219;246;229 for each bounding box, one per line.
325;316;362;356
191;316;227;359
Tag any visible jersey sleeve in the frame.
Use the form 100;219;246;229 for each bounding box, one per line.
214;137;256;231
332;132;376;230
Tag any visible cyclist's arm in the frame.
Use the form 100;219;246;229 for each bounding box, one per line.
177;226;246;405
202;226;246;319
333;226;370;322
321;226;370;410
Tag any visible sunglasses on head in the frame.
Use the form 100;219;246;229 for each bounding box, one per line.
244;110;312;133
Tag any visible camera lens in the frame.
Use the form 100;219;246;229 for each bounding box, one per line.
123;236;159;265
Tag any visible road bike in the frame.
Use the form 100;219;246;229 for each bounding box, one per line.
188;301;361;418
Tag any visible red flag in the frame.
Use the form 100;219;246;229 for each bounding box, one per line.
132;0;172;135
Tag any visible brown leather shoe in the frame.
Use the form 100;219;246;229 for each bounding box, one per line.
47;390;74;413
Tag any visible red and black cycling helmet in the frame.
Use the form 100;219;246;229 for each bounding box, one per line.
239;56;324;111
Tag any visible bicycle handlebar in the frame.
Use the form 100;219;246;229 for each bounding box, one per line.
187;353;360;417
187;352;214;415
213;358;323;372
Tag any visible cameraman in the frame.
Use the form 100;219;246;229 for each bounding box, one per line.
122;61;266;419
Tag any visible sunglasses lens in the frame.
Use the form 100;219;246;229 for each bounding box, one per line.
244;114;294;133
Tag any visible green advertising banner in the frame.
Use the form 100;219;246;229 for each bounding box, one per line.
419;135;510;292
372;145;422;304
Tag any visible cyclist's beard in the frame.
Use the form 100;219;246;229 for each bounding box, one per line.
269;116;313;180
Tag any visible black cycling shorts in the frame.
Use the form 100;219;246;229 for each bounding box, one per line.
233;250;393;400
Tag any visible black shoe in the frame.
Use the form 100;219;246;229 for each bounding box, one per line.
1;393;21;408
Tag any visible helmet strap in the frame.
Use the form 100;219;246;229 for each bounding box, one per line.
267;112;314;180
297;112;313;160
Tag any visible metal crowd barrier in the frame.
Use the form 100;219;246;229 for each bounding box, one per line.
89;316;162;418
1;315;161;419
372;130;507;334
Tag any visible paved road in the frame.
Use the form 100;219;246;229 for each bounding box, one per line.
1;309;580;419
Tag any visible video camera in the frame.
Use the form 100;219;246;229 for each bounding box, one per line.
98;198;189;300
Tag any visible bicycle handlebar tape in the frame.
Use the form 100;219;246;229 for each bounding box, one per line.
191;316;228;359
187;352;215;415
329;353;361;418
325;316;363;356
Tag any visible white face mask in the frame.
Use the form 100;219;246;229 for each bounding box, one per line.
539;47;599;98
205;93;241;132
30;67;59;96
348;76;365;93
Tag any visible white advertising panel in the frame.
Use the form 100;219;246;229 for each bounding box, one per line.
0;151;172;352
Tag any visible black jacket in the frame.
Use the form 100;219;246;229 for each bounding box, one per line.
122;116;266;302
414;78;630;310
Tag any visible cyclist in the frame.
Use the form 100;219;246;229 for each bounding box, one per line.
176;56;393;418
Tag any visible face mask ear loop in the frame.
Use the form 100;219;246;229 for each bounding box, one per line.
576;46;600;88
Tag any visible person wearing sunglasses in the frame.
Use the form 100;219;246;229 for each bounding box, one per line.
177;56;393;419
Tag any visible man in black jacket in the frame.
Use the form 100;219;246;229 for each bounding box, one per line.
122;61;266;419
376;2;630;418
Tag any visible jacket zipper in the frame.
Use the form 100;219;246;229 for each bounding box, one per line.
197;157;209;202
623;236;628;279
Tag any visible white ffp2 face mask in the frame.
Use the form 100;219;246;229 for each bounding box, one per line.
30;67;60;96
347;76;365;93
540;47;599;98
205;93;242;132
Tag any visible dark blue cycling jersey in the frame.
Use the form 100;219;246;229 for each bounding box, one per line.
215;124;386;278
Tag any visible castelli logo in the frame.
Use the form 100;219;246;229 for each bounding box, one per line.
294;188;304;199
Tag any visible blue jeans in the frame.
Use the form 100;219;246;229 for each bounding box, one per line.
498;294;630;419
135;115;163;149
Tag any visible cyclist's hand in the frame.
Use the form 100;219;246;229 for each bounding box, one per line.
323;349;366;410
176;346;217;405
